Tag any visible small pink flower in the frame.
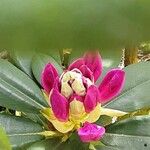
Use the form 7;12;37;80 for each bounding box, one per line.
78;122;105;143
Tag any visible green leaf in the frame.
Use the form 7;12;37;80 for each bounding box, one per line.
0;127;11;150
96;115;113;127
101;133;150;150
106;115;150;136
26;134;89;150
0;113;44;149
26;138;61;150
27;138;118;150
104;62;150;111
0;59;48;113
22;113;49;130
100;115;150;150
32;53;63;84
10;50;36;78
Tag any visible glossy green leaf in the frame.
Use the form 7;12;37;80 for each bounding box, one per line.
26;138;61;150
0;127;11;150
0;1;150;50
101;115;150;150
104;62;150;111
96;115;113;127
0;59;48;113
26;134;89;150
10;50;36;78
45;50;62;66
26;138;119;150
32;53;63;84
22;113;49;130
26;134;150;150
101;133;150;150
0;114;44;150
106;115;150;136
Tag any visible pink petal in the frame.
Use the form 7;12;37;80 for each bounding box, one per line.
98;69;125;104
78;122;105;143
79;65;94;81
84;51;103;82
84;85;100;113
53;77;61;92
50;88;69;122
68;51;102;82
68;58;85;71
41;63;58;94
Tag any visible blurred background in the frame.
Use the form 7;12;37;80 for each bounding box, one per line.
0;0;150;51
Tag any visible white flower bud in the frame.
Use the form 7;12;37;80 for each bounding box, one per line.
71;78;86;96
61;82;73;98
61;72;71;82
61;70;91;98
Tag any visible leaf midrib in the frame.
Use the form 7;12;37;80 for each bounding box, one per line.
0;77;44;110
105;133;150;138
8;132;43;137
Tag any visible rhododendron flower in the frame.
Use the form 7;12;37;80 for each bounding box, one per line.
41;51;125;142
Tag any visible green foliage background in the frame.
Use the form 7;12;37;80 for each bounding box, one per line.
0;0;150;50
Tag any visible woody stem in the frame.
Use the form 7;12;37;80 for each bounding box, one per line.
124;46;138;66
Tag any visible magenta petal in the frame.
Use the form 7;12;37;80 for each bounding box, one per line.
68;58;85;71
84;85;100;113
79;65;93;80
41;63;58;94
98;69;125;104
53;77;61;92
50;88;69;121
84;51;103;82
78;122;105;143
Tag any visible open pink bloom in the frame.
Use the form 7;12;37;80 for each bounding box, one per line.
41;51;125;139
78;122;105;142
